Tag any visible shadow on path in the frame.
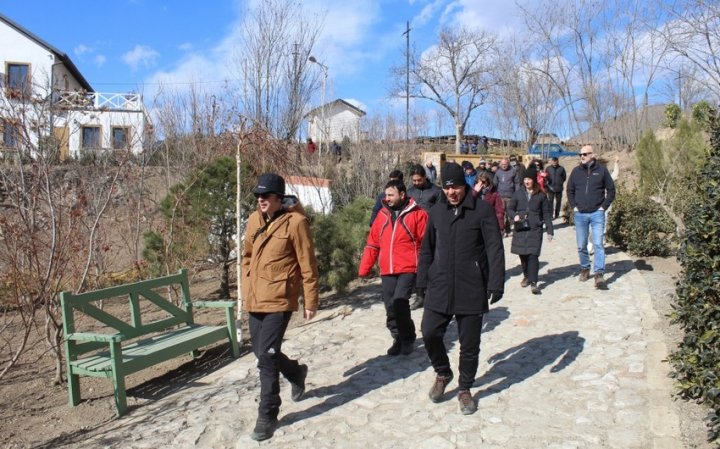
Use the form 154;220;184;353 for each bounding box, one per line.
471;331;585;400
281;348;434;426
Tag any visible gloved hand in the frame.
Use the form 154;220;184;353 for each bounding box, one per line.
415;287;426;298
488;290;503;304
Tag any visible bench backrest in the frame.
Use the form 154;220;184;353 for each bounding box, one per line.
61;269;195;355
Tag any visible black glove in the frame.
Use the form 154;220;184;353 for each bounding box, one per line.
488;290;503;304
415;287;426;298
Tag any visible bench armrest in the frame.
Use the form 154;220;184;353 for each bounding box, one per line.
193;300;236;309
67;332;124;343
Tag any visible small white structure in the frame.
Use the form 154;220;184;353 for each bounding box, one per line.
306;99;365;147
285;175;333;215
0;14;150;160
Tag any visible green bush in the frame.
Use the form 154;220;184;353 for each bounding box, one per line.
669;110;720;443
605;188;675;257
664;103;682;128
309;196;373;293
692;100;716;132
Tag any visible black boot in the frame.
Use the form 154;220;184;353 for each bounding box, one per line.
250;416;278;441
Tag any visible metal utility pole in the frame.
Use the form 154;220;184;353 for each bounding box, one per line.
402;21;411;144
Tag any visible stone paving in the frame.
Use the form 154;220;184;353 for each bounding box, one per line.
66;222;681;448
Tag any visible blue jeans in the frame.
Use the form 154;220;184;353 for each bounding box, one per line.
574;209;605;274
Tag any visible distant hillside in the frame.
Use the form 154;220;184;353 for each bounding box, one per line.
568;104;667;149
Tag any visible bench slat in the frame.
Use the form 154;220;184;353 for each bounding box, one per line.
70;325;227;375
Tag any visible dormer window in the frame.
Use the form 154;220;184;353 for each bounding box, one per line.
5;63;31;98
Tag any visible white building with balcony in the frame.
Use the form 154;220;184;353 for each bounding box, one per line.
0;14;150;160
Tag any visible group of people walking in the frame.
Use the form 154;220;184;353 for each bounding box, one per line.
240;144;615;440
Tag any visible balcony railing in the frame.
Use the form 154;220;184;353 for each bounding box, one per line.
52;90;143;111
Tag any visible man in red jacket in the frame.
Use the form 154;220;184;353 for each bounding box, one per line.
359;179;428;356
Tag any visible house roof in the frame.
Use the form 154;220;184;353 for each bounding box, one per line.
0;14;94;92
305;99;366;118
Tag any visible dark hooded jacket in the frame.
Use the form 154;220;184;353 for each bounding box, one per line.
416;189;505;315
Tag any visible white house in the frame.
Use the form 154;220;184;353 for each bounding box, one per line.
285;175;333;215
306;99;365;149
0;14;150;160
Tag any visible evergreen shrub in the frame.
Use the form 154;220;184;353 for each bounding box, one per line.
605;188;675;257
669;112;720;443
310;197;373;293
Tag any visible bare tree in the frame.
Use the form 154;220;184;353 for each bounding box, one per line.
392;26;498;153
491;39;561;147
234;0;323;141
659;0;720;98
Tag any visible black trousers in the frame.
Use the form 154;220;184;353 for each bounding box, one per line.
381;273;416;343
421;309;483;390
547;190;563;218
520;254;540;283
249;311;304;419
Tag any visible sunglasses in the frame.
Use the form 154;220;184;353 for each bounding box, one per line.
255;193;274;200
580;152;593;157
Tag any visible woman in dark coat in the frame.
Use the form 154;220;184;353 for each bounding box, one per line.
507;165;554;294
472;172;505;231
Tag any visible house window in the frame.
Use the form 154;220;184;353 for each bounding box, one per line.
2;120;20;148
81;126;101;149
112;127;130;149
6;63;30;98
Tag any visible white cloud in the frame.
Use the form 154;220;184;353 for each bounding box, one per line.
94;54;107;68
178;42;193;52
122;45;160;72
74;44;93;56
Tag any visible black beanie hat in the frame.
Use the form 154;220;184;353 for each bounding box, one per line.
523;164;538;181
441;162;466;188
252;173;285;196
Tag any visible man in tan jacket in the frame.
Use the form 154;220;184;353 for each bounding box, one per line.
241;172;319;441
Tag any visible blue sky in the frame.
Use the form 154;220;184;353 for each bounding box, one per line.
0;0;535;121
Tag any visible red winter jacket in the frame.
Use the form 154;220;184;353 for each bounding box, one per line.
358;198;428;276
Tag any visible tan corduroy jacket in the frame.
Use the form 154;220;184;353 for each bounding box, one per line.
241;208;319;313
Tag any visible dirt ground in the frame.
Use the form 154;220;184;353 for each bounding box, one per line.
0;254;715;449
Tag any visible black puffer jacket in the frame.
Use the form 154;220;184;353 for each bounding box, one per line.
407;181;443;211
567;160;616;212
416;191;505;315
507;188;553;256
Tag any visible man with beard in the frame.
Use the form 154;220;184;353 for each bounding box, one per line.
417;162;505;415
359;179;428;356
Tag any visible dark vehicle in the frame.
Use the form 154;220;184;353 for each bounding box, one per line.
528;143;578;159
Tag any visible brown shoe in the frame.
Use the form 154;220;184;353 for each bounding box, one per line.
579;268;590;282
520;277;530;288
429;374;453;403
594;273;607;290
458;389;477;415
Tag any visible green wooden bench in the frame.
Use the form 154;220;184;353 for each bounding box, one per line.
60;268;240;416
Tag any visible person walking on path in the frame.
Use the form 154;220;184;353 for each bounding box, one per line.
567;145;616;289
359;180;428;355
493;158;520;237
473;171;505;231
416;162;505;415
241;173;320;441
588;155;620;255
369;170;404;226
407;164;443;212
424;159;437;185
545;156;567;219
507;165;554;294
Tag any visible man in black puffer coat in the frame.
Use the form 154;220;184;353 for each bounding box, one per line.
416;162;505;416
